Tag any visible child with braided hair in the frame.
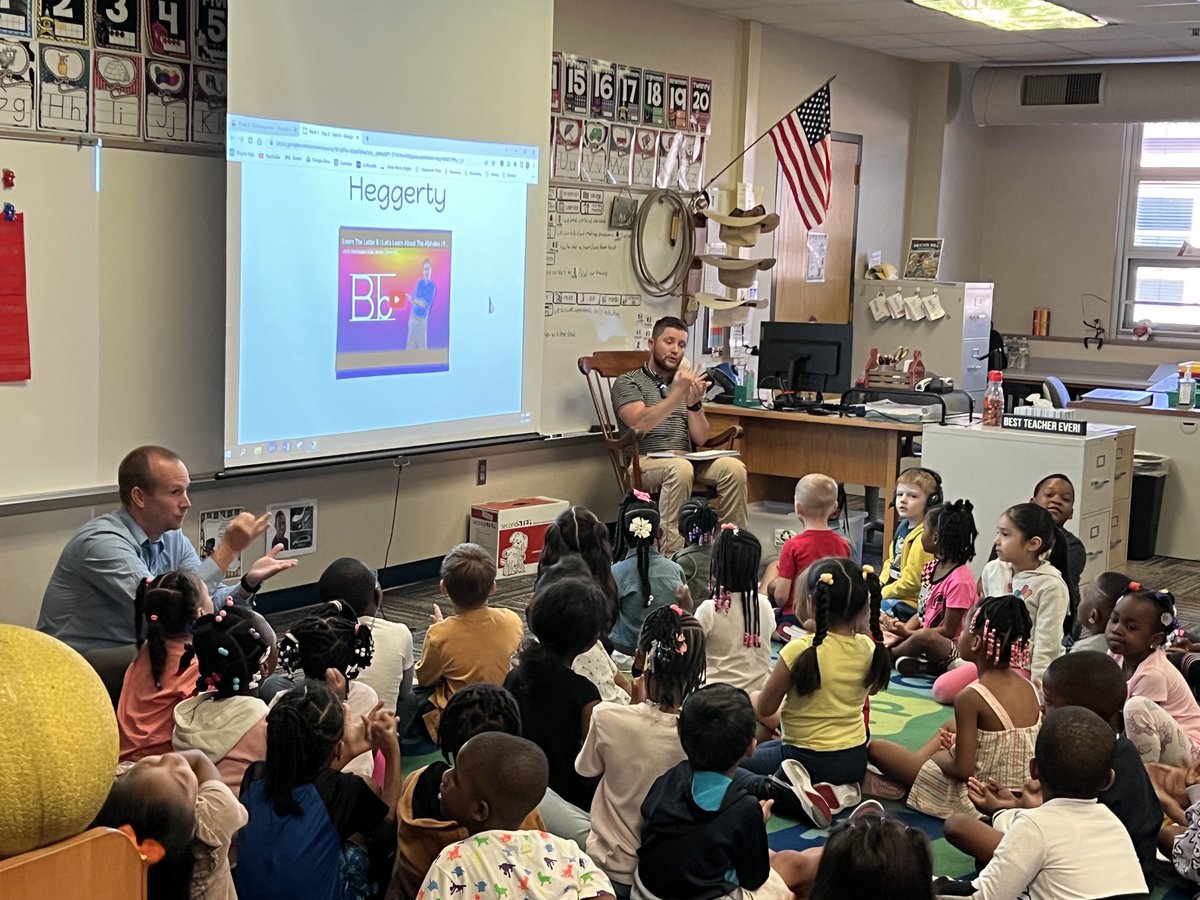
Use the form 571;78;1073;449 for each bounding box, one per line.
609;491;686;657
883;500;979;677
736;558;891;827
575;604;705;895
694;524;774;693
172;603;274;796
869;594;1041;818
118;571;213;762
672;497;720;604
276;601;380;779
1107;585;1200;766
235;681;401;900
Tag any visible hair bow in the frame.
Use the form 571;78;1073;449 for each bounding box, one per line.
861;565;875;577
632;489;651;502
818;573;834;585
720;523;739;533
1128;581;1141;591
117;824;166;865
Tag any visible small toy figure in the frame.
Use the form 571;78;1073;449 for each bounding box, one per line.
1083;317;1106;350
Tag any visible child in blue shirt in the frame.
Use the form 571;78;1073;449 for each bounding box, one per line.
609;491;686;656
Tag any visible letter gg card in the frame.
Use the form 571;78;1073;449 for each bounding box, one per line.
336;227;452;378
143;56;188;141
0;38;36;130
37;42;89;132
92;50;140;136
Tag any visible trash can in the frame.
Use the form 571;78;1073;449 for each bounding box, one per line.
1128;452;1169;560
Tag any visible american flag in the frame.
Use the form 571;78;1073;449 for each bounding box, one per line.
769;84;832;230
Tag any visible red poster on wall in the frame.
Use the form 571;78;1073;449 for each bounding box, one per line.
0;213;30;382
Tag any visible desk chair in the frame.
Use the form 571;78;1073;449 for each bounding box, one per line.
83;645;137;710
1043;376;1071;409
577;351;740;497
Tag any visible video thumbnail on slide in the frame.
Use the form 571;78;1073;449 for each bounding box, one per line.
336;228;452;377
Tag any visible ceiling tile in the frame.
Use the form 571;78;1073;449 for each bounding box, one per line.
839;34;938;50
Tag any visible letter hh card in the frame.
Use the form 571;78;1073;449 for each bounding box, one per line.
37;42;89;131
336;227;452;378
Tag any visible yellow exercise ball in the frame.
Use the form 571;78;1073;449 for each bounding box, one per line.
0;625;118;858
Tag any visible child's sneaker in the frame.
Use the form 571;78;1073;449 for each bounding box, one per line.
860;768;907;800
896;656;933;677
848;799;886;820
812;781;861;815
767;759;832;828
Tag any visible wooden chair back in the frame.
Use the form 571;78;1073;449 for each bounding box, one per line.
578;351;649;493
0;828;147;900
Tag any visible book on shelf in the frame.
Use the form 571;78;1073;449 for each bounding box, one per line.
1080;389;1153;406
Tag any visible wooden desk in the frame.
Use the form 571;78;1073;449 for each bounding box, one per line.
704;404;923;549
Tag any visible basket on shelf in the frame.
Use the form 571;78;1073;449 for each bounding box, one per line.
862;348;926;391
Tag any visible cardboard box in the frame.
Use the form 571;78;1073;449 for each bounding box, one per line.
468;497;569;579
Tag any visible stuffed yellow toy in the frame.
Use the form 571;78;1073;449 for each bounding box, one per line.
0;625;118;858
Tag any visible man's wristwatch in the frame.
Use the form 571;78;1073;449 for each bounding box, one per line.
687;401;703;412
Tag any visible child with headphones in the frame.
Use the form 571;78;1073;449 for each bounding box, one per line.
880;468;942;621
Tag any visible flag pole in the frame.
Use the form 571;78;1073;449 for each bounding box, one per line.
700;74;836;195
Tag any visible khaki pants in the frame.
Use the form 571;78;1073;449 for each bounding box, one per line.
637;454;748;555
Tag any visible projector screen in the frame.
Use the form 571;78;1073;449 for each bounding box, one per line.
224;0;550;468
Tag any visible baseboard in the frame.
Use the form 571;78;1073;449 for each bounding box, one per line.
253;556;444;614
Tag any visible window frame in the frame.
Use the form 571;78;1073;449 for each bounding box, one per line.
1115;123;1200;341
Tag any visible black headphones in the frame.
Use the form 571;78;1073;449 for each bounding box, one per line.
891;466;944;508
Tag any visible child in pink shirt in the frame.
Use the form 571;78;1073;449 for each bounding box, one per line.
118;571;211;762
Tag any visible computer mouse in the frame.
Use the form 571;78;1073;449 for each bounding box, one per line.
807;408;830;416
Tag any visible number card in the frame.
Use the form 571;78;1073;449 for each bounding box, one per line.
615;63;640;124
95;0;139;51
550;50;561;114
37;42;89;131
551;115;582;180
642;70;664;128
631;126;657;188
92;50;139;136
143;55;187;140
689;76;711;134
190;62;223;144
0;0;33;38
145;0;187;59
608;123;633;186
667;74;689;131
37;0;90;45
0;38;35;129
194;0;226;65
589;58;614;120
561;53;588;117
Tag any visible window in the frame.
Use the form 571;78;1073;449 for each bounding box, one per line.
1118;123;1200;337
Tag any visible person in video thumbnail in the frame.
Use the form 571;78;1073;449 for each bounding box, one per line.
407;258;436;350
271;510;289;553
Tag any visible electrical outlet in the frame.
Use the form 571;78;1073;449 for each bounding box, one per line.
477;459;487;485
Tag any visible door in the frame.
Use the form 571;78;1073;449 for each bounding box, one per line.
772;134;861;324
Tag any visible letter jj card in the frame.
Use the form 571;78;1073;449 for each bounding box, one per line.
689;76;712;134
144;56;188;140
615;63;641;124
550;50;562;114
94;0;140;51
37;43;89;131
581;120;609;183
0;38;36;129
551;115;582;179
642;70;665;127
631;126;657;188
194;0;227;65
667;74;689;131
0;0;33;38
144;0;188;59
561;53;588;117
92;50;141;136
190;63;225;144
589;58;614;120
37;0;89;44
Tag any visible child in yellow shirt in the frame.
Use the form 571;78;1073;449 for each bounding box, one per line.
880;467;941;620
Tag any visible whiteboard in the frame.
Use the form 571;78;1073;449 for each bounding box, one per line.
542;184;687;436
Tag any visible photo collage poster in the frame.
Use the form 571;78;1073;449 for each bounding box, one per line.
550;51;711;192
0;0;226;144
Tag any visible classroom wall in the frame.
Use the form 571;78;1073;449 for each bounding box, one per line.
936;65;987;283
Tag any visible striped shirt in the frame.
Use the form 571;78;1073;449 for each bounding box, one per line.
610;365;691;454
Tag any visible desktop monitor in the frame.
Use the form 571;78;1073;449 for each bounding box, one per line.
756;322;854;395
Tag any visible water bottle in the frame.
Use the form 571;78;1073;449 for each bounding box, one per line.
982;370;1004;426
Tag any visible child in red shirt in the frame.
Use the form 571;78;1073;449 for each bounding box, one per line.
769;474;851;639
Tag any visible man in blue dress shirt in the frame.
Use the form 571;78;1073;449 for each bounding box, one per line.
37;445;298;651
406;258;436;350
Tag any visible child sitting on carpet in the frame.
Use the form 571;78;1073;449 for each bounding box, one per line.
883;499;978;676
880;468;939;621
672;497;719;605
694;524;773;693
609;491;687;657
933;503;1068;704
944;651;1161;882
1072;571;1127;654
965;707;1147;900
868;594;1040;818
736;558;891;826
807;810;938;900
1108;586;1200;767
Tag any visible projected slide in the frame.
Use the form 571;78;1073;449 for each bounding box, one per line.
224;115;539;466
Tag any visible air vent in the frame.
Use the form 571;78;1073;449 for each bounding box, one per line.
1021;72;1102;107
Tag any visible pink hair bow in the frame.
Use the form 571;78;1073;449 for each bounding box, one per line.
633;489;651;502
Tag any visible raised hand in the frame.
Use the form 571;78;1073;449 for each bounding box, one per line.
245;544;299;588
221;512;271;552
